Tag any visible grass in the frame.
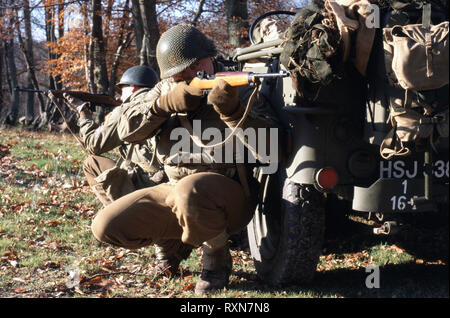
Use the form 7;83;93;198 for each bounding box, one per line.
0;126;448;299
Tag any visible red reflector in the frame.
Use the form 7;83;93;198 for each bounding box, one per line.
316;168;338;189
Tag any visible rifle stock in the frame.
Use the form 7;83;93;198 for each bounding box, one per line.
189;71;289;90
15;87;121;107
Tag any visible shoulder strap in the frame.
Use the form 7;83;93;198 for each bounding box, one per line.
422;3;432;29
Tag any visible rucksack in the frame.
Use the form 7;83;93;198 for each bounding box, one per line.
378;2;449;159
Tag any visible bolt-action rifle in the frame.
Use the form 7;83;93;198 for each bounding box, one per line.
15;87;121;107
189;71;289;90
184;71;289;150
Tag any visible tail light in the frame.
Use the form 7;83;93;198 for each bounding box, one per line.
315;167;338;189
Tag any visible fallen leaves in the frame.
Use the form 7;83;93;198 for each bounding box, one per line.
0;144;11;159
47;220;62;228
181;283;195;291
2;249;18;261
1;249;19;268
42;260;62;269
318;250;374;272
12;288;29;294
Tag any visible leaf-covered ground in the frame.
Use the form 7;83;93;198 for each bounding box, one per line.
0;127;448;299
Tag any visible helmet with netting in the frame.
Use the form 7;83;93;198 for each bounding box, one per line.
156;24;217;79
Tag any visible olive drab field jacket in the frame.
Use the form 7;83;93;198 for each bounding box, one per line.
78;87;159;174
116;78;281;184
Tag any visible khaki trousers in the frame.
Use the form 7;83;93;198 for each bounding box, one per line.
83;155;135;206
91;172;252;248
83;155;116;187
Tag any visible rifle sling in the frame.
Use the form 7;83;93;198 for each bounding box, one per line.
47;91;89;154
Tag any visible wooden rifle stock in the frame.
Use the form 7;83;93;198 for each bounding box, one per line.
189;71;289;90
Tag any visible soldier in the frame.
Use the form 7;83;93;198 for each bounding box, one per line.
64;66;193;276
90;24;280;294
64;65;160;206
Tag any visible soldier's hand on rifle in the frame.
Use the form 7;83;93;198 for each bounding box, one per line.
63;93;92;118
153;81;203;117
208;79;242;120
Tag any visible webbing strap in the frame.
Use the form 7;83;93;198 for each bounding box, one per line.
422;3;432;29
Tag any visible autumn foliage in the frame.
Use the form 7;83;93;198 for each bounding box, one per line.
0;0;305;126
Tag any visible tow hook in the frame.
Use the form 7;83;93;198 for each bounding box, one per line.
373;221;398;235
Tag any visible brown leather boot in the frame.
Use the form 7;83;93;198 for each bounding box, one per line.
195;244;232;294
151;239;194;277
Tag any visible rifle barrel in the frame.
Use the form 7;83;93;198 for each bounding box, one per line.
14;87;121;107
252;71;289;79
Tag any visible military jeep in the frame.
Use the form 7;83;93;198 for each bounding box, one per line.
231;8;449;286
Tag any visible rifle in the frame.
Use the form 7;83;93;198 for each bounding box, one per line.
184;71;289;150
189;70;289;90
15;87;121;107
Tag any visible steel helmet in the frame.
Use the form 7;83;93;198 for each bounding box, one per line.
156;24;217;79
117;65;159;88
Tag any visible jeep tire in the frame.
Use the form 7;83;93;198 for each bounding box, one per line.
247;170;325;286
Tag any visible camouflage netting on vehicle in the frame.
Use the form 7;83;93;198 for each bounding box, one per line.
280;0;344;102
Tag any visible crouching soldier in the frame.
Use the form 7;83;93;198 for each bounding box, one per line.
64;65;192;276
90;24;280;294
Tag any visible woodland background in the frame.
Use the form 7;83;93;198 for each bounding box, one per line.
0;0;305;129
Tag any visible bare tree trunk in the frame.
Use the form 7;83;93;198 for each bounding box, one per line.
80;2;94;93
90;0;109;94
37;2;58;128
109;32;133;96
3;8;19;125
90;0;109;123
140;0;159;70
131;0;159;71
45;4;56;90
20;0;47;124
131;0;143;65
225;0;249;47
103;0;114;49
0;43;3;117
55;0;64;91
23;0;34;123
0;2;4;119
4;39;19;125
109;0;133;96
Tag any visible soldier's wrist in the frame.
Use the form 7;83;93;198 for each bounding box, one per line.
151;97;171;117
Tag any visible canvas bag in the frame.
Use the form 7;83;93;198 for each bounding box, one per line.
379;4;449;159
383;6;449;91
380;97;449;159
